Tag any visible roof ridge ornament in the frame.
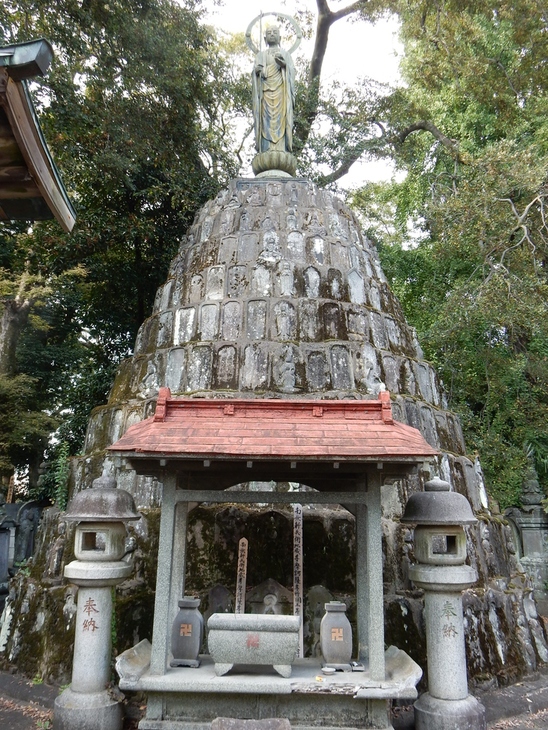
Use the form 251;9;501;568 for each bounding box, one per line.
379;390;394;424
153;387;171;422
0;38;53;80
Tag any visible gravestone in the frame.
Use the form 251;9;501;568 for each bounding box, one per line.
505;461;548;612
246;578;293;615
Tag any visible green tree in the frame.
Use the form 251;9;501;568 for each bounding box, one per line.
352;0;548;508
0;0;235;494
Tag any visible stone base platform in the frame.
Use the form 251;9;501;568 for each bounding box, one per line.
118;646;420;730
54;687;122;730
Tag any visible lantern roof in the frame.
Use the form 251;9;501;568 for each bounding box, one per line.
65;474;140;523
401;477;477;526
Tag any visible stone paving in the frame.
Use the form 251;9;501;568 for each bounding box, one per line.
0;695;53;730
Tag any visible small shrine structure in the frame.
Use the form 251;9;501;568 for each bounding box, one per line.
505;461;548;613
109;387;437;729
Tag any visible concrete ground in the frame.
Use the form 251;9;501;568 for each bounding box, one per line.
1;666;548;729
0;671;57;730
392;668;548;729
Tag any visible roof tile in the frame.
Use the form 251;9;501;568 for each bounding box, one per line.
108;389;438;463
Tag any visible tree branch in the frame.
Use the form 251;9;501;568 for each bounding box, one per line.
317;144;368;186
332;1;369;22
310;0;368;82
296;0;368;152
486;58;520;99
398;120;468;163
314;117;386;186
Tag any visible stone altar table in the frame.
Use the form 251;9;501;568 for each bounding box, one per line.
208;613;301;677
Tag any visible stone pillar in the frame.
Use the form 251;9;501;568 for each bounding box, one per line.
149;473;179;676
54;563;132;730
71;585;113;693
365;476;385;681
411;565;485;729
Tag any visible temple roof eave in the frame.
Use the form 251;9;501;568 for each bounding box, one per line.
110;449;434;464
107;389;438;469
0;41;76;232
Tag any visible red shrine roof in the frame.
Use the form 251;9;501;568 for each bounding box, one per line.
108;388;438;463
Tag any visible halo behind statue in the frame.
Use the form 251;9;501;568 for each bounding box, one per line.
245;12;303;55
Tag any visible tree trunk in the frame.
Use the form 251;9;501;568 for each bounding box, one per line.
295;1;368;152
0;297;32;376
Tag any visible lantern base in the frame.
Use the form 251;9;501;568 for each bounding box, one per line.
415;692;486;730
54;687;122;730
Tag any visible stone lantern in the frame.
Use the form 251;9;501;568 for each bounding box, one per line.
54;474;140;730
402;477;486;730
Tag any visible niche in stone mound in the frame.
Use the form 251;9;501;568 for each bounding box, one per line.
183;483;356;657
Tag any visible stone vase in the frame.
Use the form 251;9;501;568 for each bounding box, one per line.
320;601;352;667
170;596;203;668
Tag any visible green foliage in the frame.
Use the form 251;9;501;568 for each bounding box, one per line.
0;0;238;491
15;559;31;576
53;441;70;511
0;373;57;481
357;0;548;509
297;76;394;184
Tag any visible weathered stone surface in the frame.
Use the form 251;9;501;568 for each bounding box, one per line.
212;720;291;730
200;303;219;341
208;613;300;677
116;639;151;682
214;345;238;389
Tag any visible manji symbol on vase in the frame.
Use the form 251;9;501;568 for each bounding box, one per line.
170;597;203;668
320;601;353;668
